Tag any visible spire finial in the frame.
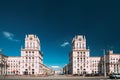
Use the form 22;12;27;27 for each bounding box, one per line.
21;45;23;50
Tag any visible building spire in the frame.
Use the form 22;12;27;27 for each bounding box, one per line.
83;35;86;40
0;48;1;51
26;34;27;38
21;45;23;50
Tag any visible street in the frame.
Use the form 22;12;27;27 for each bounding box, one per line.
0;75;115;80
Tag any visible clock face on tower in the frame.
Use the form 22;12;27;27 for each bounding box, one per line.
79;38;82;41
30;37;32;40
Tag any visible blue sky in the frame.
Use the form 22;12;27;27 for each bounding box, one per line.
0;0;120;69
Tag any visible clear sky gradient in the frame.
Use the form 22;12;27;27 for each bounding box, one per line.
0;0;120;69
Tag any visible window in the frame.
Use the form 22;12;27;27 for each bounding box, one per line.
84;64;85;67
77;52;79;56
77;64;79;67
83;52;85;54
81;58;82;62
25;64;27;67
77;69;79;73
32;57;34;59
79;38;81;41
84;58;85;60
80;66;82;69
77;58;79;62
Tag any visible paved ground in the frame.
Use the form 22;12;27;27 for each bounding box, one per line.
0;75;115;80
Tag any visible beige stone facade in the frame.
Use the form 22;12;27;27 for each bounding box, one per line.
0;34;52;76
90;57;101;74
69;35;90;75
1;34;120;76
7;57;20;75
20;34;43;75
0;50;8;75
64;35;120;75
105;50;120;75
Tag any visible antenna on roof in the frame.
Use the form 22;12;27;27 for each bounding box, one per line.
0;48;3;53
21;45;23;50
0;48;3;51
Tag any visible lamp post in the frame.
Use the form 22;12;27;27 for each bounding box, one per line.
118;59;120;73
65;64;68;75
103;49;106;77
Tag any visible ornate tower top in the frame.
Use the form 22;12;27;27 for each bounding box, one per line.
72;35;86;50
25;34;41;50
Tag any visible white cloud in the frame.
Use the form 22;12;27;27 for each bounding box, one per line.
61;42;69;47
2;31;19;42
51;66;60;69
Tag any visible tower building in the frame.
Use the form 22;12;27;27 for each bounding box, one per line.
20;34;43;75
1;34;52;76
69;35;90;75
64;35;120;76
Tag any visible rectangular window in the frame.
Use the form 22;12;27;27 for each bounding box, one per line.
77;58;79;62
77;64;79;67
84;63;85;67
25;64;27;67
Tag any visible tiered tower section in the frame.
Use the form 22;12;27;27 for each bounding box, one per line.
20;34;43;75
69;35;90;75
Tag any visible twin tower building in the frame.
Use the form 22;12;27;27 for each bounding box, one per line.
1;34;120;75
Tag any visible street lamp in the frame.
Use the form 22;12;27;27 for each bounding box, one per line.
103;49;106;77
117;59;120;73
